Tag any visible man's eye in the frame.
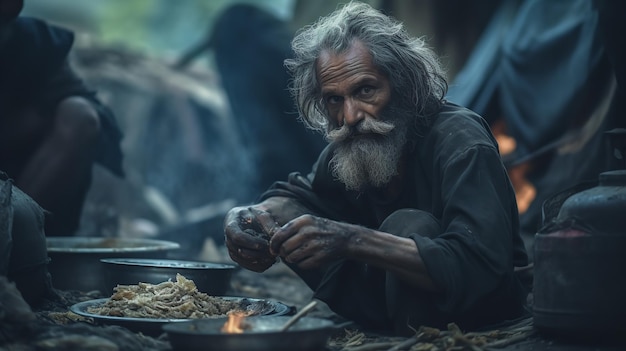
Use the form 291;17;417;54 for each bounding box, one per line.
326;96;342;105
359;86;375;97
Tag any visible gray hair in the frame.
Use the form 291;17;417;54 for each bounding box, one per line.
285;1;448;134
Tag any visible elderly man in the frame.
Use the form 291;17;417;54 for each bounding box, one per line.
224;1;528;335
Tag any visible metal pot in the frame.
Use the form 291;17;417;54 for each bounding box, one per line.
100;258;237;296
553;170;626;235
533;232;626;336
163;315;337;351
46;237;180;293
533;129;626;337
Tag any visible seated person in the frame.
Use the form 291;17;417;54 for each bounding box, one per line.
0;0;124;237
224;2;529;335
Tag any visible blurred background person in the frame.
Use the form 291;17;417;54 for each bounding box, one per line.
0;0;124;237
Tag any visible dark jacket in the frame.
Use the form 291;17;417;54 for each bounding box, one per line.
261;102;529;333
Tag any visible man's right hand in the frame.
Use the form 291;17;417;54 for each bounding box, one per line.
223;206;279;272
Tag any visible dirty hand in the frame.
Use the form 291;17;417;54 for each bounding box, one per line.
269;214;358;269
224;206;280;272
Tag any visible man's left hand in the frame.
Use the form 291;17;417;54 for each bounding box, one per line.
269;214;359;269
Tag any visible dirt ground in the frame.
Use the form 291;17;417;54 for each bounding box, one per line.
1;237;624;351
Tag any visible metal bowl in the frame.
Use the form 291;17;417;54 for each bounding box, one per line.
100;258;237;295
163;315;336;351
46;237;180;293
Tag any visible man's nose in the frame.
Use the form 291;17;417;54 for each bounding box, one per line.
342;98;364;127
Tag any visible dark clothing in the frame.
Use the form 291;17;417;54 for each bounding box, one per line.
0;16;124;177
261;102;529;334
0;173;52;307
0;17;124;236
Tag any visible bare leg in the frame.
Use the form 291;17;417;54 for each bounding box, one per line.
15;97;101;236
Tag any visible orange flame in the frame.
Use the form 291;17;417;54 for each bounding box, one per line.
221;311;249;334
492;120;536;214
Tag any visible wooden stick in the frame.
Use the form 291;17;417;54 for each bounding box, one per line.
280;300;319;332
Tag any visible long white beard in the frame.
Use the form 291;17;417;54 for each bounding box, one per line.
327;115;408;191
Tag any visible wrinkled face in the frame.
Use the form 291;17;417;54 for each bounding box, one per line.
317;40;410;191
318;40;391;130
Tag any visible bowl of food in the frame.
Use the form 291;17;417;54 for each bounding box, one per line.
100;258;237;296
69;273;292;335
46;237;180;293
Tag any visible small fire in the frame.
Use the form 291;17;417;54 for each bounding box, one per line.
221;311;249;334
491;119;536;214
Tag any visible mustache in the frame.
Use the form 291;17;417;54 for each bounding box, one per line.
327;117;396;142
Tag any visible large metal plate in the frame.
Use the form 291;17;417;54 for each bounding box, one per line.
70;297;293;335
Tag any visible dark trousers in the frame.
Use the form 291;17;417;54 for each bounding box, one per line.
290;209;441;336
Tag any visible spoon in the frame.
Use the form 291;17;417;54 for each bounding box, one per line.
279;300;319;332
